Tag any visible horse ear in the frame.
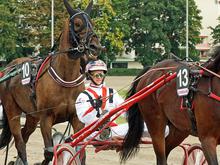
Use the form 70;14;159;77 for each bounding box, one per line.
63;0;78;17
85;0;93;15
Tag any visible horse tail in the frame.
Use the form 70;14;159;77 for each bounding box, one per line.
120;67;150;163
0;107;12;149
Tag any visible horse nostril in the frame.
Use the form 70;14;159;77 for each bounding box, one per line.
88;43;105;57
89;44;97;51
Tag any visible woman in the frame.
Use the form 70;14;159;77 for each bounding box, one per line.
75;60;169;141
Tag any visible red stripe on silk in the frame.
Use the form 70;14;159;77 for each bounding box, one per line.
101;86;107;110
87;88;99;99
109;122;118;127
82;107;94;117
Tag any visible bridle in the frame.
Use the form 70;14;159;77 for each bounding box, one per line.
67;10;99;59
49;10;100;59
47;10;100;88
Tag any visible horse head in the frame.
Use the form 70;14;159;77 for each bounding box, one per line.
63;0;102;63
203;44;220;74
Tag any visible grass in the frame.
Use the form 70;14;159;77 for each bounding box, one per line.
116;116;126;124
107;68;142;76
114;89;128;124
118;89;128;98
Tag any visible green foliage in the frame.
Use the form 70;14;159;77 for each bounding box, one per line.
91;0;125;62
0;1;18;61
0;0;125;63
210;17;220;45
0;0;202;65
107;68;141;76
115;116;126;124
118;89;127;98
125;0;202;66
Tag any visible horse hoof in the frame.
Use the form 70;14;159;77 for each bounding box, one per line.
8;161;15;165
41;160;49;165
33;163;41;165
14;157;27;165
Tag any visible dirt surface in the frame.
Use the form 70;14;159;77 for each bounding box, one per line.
1;122;216;165
0;76;219;164
0;122;206;165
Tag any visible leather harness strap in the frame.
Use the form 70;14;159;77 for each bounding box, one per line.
48;66;86;88
82;91;95;117
109;88;113;103
209;92;220;101
82;86;111;117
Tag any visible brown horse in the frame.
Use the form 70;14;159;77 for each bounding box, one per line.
120;45;220;165
0;0;102;164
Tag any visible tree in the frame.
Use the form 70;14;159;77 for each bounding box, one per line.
210;17;220;45
0;0;126;63
89;0;125;62
126;0;202;66
14;1;66;57
0;1;19;62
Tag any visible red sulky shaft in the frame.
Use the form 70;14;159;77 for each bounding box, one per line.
53;72;177;164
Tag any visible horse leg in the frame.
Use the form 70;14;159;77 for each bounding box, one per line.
165;125;188;158
21;115;39;143
70;115;86;165
71;114;84;133
142;111;167;164
4;97;28;165
40;116;53;164
200;137;218;164
149;129;167;164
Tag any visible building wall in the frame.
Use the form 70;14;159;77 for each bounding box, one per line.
195;0;220;42
127;61;143;69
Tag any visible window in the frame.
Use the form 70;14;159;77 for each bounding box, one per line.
112;62;128;68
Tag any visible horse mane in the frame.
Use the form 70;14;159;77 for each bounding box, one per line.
203;44;220;73
59;19;71;49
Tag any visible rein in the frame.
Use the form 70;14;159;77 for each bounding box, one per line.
193;62;220;79
190;62;220;102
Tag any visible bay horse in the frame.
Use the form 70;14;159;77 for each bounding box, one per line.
120;45;220;165
0;0;102;164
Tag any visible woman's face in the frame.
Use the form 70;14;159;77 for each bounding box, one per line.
90;70;105;85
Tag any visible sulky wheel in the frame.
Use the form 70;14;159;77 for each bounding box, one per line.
52;143;81;165
186;144;207;165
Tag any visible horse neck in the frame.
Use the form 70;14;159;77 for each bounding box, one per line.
52;19;81;81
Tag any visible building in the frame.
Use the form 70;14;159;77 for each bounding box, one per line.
195;0;220;58
113;50;143;69
195;0;220;42
113;1;220;68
